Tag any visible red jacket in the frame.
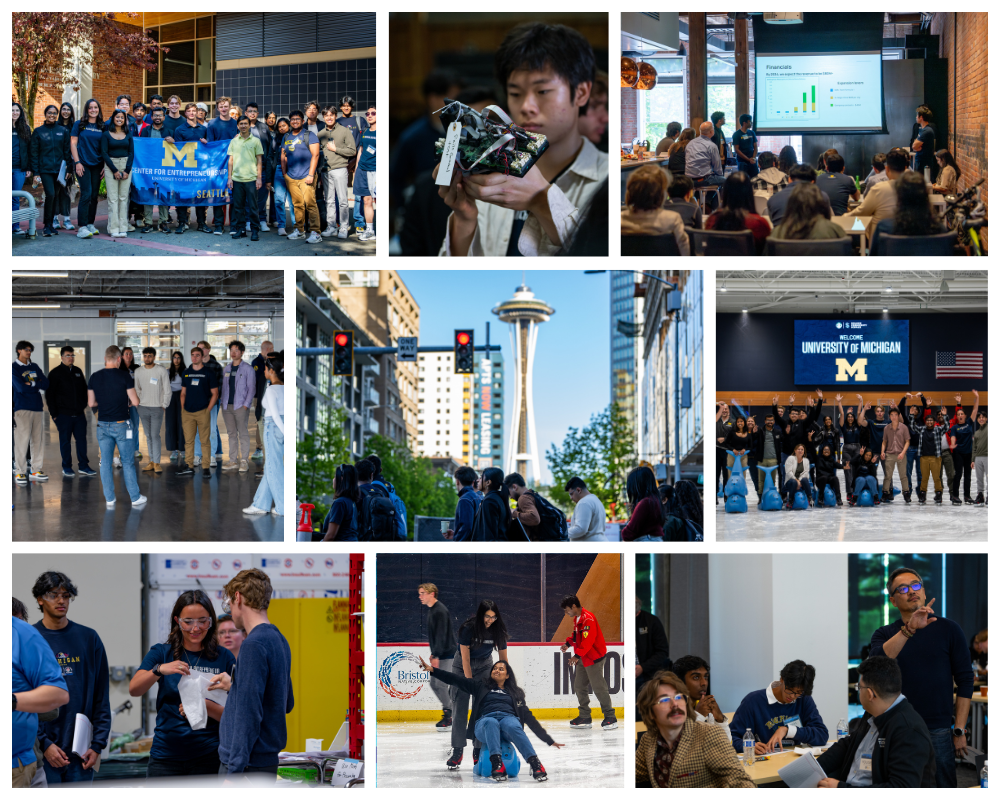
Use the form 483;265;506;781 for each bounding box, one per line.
565;608;607;667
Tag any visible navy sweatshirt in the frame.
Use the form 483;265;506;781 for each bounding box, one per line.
870;616;974;730
33;620;112;755
426;600;455;660
70;120;105;166
12;359;49;412
452;485;481;542
729;687;828;749
207;117;239;143
947;420;978;454
218;623;294;773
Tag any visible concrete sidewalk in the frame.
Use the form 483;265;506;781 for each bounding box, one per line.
13;195;375;257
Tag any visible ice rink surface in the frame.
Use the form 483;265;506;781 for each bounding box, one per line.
375;721;624;788
716;468;987;542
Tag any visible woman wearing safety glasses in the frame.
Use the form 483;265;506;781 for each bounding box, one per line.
129;589;235;778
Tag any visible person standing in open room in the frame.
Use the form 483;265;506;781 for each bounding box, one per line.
129;589;234;778
13;340;49;485
134;346;171;475
31;571;110;785
419;583;456;733
46;346;95;478
243;352;283;516
560;595;617;731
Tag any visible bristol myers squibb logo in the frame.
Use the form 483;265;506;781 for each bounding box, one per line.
378;651;427;699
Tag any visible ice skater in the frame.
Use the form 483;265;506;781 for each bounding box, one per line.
560;595;618;731
418;656;564;782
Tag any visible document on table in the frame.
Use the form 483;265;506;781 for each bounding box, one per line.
777;751;827;788
71;714;93;758
793;745;830;756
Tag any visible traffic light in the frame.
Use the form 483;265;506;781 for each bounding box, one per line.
333;330;354;376
454;329;474;374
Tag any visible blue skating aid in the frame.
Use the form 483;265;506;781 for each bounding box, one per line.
823;485;837;507
857;489;875;507
758;465;783;511
724;451;748;497
792;490;810;510
725;494;748;513
473;741;521;778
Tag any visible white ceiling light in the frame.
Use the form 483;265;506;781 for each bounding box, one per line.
13;272;69;278
13;304;61;309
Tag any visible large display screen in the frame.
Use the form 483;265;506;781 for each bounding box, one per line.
794;319;910;385
754;52;884;134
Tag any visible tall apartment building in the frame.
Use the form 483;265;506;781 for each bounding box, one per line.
471;352;505;471
611;271;643;451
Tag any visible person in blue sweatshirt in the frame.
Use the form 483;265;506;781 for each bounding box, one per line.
729;659;829;753
444;466;481;541
206;97;238;234
946;392;980;504
31;571;111;785
215;568;294;778
869;566;974;788
13;340;49;485
172;103;213;235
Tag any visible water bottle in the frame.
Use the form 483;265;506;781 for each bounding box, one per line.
837;718;848;741
981;760;988;788
743;728;755;768
924;166;931;184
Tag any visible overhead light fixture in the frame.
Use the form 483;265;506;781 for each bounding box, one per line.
13;304;61;309
621;56;639;88
882;306;888;313
742;307;748;314
885;285;892;293
12;272;69;278
720;282;727;292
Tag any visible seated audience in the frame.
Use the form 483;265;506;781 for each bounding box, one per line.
729;659;829;752
636;671;754;788
970;628;987;678
767;165;832;227
863;153;888;196
777;145;798;176
932;149;961;194
847;147;908;237
752;151;789;197
816;148;839;175
869;170;945;256
816;656;935;788
666;128;696;179
621;165;689;255
671;655;725;726
816;152;860;215
663;174;702;230
770;183;846;241
655;121;682;157
705;171;771;254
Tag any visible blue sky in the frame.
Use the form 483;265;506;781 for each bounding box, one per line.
397;270;611;484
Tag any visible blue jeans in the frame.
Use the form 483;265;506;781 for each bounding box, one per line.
257;182;269;223
194;405;219;460
905;447;922;490
44;757;95;784
474;712;536;760
853;476;878;497
783;477;811;499
98;420;141;502
251;417;283;514
13;169;26;230
928;727;957;788
55;414;91;470
353;182;365;231
273;166;295;229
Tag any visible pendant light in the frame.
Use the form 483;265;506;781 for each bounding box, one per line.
621;56;639;88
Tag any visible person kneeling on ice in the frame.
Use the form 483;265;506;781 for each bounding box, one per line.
845;447;881;506
417;656;564;782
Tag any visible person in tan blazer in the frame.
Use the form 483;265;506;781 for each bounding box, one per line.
636;670;754;788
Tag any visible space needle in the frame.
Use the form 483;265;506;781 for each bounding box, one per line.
492;278;555;484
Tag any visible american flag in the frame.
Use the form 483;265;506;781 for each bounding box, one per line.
935;351;984;379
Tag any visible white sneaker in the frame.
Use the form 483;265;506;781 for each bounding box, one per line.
278;227;288;236
119;231;128;238
271;508;284;516
321;226;338;237
338;226;348;239
88;224;99;235
193;456;202;466
243;505;268;515
246;222;251;231
222;461;239;470
259;221;269;232
127;223;136;232
239;459;249;473
287;230;305;240
77;227;94;239
358;230;375;241
63;220;76;231
106;499;116;509
113;456;122;467
306;232;323;244
132;494;148;506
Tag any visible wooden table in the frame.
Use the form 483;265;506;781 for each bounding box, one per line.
743;743;835;786
832;216;873;256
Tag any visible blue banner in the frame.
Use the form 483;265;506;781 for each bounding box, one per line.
794;319;910;385
130;139;230;206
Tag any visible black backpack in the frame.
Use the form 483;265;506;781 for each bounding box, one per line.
527;491;569;542
360;483;397;541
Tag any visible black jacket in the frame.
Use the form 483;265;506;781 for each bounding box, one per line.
14;131;31;171
205;354;224;389
30;122;71;174
635;610;669;679
251;353;269;421
815;451;845;482
847;453;879;480
426;600;455;660
817;697;936;787
775;400;823;458
248;120;274;178
46;363;89;418
429;667;555;747
751;425;785;462
723;429;752;454
470;491;511;542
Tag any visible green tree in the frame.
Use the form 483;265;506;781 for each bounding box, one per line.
295;407;351;527
364;435;458;538
545;403;637;519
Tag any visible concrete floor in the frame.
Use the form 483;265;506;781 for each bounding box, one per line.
376;721;623;788
12;414;282;542
716;466;987;542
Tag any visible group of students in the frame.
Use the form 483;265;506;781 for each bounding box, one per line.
627;104;961;255
12;567;292;786
12;338;284;516
12;93;376;243
416;588;616;782
635;566;977;788
716;390;987;508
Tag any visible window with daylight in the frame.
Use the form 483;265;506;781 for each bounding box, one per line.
205;319;271;363
116;320;181;367
144;16;216;117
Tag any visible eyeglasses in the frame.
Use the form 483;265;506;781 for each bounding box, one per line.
782;687;805;700
892;581;922;597
365;112;376;117
42;592;74;603
655;694;687;705
484;613;497;621
177;617;213;630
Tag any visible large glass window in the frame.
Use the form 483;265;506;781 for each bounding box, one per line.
116;320;181;366
205;319;271;363
144;16;215;116
637;58;685;146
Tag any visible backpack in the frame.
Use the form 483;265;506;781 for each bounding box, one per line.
360;483;397;542
526;491;569;542
372;480;407;541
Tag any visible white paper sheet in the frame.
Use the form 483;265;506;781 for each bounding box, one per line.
178;671;228;730
777;751;827;788
71;713;93;758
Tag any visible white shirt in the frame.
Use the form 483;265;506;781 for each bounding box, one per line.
134;364;171;408
441;136;607;257
567;493;608;541
261;384;284;434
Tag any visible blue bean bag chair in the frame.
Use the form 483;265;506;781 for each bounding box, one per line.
473;741;521;778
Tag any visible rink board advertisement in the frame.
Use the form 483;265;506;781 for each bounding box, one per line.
376;644;625;718
794;319;909;385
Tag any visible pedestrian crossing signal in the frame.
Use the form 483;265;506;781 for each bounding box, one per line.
454;330;474;374
334;330;354;376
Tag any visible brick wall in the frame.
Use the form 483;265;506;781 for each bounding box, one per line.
622;87;638;143
930;13;988;233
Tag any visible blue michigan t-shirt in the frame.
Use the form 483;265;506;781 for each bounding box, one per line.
281;131;319;181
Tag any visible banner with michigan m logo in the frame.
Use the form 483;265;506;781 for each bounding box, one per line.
131;139;231;207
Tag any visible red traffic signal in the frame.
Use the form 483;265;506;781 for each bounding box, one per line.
454;329;474;374
456;332;471;346
333;330;354;376
335;333;349;347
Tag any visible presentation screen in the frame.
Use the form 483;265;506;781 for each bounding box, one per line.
794;320;910;385
754;52;884;134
